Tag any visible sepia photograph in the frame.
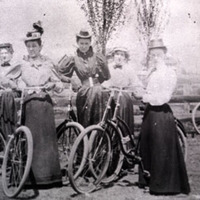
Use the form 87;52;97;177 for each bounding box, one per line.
0;0;200;199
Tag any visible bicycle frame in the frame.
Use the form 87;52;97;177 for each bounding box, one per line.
104;87;149;178
56;83;77;133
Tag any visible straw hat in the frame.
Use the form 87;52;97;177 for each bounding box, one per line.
111;47;130;60
0;43;14;53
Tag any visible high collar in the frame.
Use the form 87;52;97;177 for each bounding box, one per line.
113;64;123;69
23;54;43;62
77;46;93;60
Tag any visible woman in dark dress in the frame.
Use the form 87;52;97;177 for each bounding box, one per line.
58;29;110;127
20;22;63;187
0;43;20;141
138;39;190;195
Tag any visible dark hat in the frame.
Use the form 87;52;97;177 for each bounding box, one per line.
0;43;14;53
76;29;92;39
24;21;43;42
148;39;167;52
111;47;130;60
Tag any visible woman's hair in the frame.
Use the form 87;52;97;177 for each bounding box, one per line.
112;50;130;61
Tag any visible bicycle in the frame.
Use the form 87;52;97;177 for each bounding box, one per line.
1;84;86;198
56;84;85;185
0;130;6;170
0;90;17;171
192;102;200;135
1;87;35;198
68;87;188;194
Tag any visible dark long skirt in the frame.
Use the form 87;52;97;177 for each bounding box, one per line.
0;91;17;141
118;92;134;135
76;84;108;127
22;93;62;186
138;104;190;195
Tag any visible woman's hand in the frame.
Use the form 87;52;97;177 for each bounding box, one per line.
0;77;17;90
133;86;146;99
44;82;55;91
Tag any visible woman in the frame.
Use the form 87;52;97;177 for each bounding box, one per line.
58;29;110;127
103;47;138;136
20;22;63;187
138;39;190;195
0;43;21;140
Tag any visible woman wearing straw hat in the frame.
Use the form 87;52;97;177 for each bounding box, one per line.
58;29;110;127
138;39;190;195
20;21;63;187
103;47;139;138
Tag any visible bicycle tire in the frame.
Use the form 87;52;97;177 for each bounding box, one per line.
94;121;124;183
68;125;111;194
2;126;33;198
0;130;6;169
176;124;188;162
57;121;84;185
192;102;200;134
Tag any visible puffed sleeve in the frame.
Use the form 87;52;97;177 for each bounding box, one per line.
49;68;64;93
58;55;76;78
96;53;110;83
41;57;64;93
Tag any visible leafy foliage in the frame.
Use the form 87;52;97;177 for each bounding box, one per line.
134;0;170;48
133;0;170;67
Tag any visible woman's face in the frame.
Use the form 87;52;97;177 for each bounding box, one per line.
26;41;42;58
77;38;91;53
0;48;13;64
113;51;126;65
149;48;165;67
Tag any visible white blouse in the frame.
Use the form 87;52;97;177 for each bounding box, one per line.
103;62;141;89
20;55;63;92
142;63;177;106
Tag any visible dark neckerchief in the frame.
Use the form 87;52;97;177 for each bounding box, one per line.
1;62;10;67
114;64;122;69
77;46;94;60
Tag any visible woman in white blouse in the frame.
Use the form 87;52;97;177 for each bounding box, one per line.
103;47;137;136
138;39;190;195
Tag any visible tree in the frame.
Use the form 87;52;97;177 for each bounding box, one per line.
76;0;129;54
134;0;170;66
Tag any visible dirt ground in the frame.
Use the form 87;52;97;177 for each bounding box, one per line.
0;134;200;200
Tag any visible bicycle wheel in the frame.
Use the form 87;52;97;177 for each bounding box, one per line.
57;121;84;185
0;131;6;169
176;124;188;162
96;121;124;183
68;125;111;194
192;102;200;134
2;126;33;198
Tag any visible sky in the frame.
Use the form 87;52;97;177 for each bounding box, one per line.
0;0;200;73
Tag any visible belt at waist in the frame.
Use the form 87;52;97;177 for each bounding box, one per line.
82;77;100;87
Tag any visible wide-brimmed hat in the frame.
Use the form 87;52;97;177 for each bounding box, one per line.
76;29;92;39
24;21;43;42
0;43;14;53
111;47;130;60
148;39;167;52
